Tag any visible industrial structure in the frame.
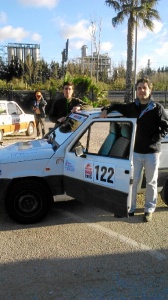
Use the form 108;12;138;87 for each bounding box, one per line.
0;41;111;79
77;45;111;77
6;43;40;63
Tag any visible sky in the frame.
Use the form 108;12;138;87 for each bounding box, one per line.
0;0;168;72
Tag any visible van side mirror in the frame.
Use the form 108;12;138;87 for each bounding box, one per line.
75;145;86;158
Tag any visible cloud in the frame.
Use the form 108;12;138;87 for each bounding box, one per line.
0;12;7;24
31;33;42;42
155;41;168;56
137;28;147;41
18;0;59;9
137;47;167;71
55;18;114;58
152;20;163;34
0;25;41;43
135;22;167;70
137;20;163;41
53;16;115;57
101;42;113;52
70;40;87;51
56;18;90;40
137;54;151;71
0;26;29;42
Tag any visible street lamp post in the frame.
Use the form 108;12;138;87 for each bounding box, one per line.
133;0;139;101
133;16;138;101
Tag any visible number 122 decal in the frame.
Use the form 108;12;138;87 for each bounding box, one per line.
84;161;115;187
95;165;114;185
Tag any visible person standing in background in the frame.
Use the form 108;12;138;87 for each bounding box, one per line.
32;91;47;139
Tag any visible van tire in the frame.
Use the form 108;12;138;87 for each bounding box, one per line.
5;180;52;224
160;180;168;206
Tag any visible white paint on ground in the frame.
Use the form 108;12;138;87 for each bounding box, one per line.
64;211;167;261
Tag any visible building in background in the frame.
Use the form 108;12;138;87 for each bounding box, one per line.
1;42;111;79
7;43;40;63
77;45;111;78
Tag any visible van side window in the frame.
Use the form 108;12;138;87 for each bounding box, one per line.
71;122;117;155
71;121;132;159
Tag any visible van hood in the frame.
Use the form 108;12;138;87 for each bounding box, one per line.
0;139;54;163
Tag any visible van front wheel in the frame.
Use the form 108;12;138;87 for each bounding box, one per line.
5;180;52;224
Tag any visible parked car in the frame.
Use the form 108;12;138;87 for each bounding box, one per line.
0;100;35;141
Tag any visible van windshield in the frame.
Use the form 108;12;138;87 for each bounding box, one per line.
54;113;88;145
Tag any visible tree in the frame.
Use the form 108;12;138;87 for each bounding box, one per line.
5;58;23;82
91;18;102;82
23;54;36;85
50;60;60;79
105;0;160;102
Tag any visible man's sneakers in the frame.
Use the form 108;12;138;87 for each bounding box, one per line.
143;212;152;222
128;212;153;222
116;211;153;222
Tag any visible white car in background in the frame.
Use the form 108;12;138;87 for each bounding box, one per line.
0;100;35;141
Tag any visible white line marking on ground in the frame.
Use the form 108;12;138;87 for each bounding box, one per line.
64;211;167;261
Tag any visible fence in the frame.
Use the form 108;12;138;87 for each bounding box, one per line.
108;90;168;107
0;89;168;112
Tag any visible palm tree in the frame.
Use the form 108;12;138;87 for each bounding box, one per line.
105;0;160;102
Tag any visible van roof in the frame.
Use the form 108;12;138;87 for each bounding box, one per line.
78;109;122;118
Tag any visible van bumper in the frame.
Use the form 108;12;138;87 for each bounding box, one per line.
0;179;12;202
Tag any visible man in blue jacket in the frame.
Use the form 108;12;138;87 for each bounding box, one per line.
100;78;168;222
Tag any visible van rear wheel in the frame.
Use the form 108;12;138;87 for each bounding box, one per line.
5;180;52;224
160;180;168;206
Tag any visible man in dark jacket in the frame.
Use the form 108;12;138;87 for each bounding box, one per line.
32;91;47;138
49;81;90;124
100;78;168;222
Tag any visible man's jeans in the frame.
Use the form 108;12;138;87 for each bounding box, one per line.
130;152;160;213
